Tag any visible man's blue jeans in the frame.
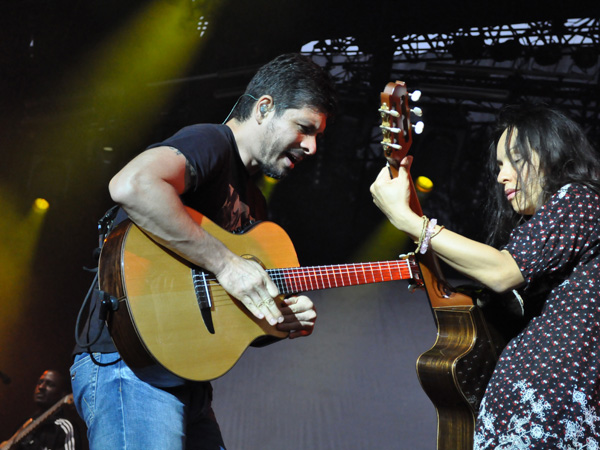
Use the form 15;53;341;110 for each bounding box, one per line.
70;352;226;450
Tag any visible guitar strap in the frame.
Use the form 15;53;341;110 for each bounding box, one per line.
74;205;122;365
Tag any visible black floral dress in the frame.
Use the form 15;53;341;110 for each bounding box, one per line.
474;184;600;450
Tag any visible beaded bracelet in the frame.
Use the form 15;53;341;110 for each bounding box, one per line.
419;218;437;254
414;215;429;254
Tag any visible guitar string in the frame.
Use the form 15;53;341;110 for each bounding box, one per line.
199;260;416;294
200;261;414;280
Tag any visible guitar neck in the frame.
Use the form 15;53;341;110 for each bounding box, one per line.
267;259;420;295
5;394;73;449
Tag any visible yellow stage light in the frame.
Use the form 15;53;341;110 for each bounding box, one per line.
33;198;50;213
258;175;280;202
415;176;433;193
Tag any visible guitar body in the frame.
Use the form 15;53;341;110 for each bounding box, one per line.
413;248;507;450
100;206;421;386
380;81;507;450
415;305;507;450
99;208;296;386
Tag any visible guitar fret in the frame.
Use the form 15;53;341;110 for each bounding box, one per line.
343;264;352;285
319;265;329;289
297;268;306;291
313;266;320;289
328;266;335;287
370;263;378;282
285;267;297;293
294;268;304;291
272;269;287;294
304;268;311;290
313;266;321;289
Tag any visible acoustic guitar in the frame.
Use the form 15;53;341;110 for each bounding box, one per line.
0;394;73;450
379;81;507;450
99;210;423;386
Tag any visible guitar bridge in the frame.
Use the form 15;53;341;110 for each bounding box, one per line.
192;268;215;334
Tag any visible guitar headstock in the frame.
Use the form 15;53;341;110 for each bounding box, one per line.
379;81;422;170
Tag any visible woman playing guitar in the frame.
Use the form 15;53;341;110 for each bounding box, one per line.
371;103;600;449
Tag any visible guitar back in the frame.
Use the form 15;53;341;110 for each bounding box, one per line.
380;81;506;450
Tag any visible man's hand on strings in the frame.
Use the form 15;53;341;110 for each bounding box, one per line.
215;255;283;326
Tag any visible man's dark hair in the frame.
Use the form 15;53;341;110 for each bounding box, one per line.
485;104;600;246
231;53;337;121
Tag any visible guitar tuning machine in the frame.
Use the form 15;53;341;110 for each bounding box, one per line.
409;90;421;102
413;121;425;135
378;107;401;118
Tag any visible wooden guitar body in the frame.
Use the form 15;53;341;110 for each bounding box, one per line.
416;305;506;449
99;209;296;386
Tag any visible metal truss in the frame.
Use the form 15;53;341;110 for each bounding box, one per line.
304;18;600;144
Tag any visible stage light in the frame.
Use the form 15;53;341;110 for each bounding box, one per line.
416;176;433;193
0;186;46;363
32;198;50;213
258;175;280;202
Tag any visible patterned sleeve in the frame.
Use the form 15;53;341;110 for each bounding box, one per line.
504;184;600;286
53;417;78;450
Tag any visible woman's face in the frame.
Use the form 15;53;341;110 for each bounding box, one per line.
496;128;544;215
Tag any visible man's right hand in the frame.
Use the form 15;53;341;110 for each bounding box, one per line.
215;255;283;326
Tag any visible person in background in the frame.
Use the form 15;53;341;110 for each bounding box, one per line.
1;369;81;450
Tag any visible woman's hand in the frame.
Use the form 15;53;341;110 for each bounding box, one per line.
370;156;422;236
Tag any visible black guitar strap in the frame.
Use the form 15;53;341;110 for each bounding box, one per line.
74;205;122;363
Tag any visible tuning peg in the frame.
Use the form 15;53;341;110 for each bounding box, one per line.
378;107;400;118
380;125;402;134
381;141;402;150
411;107;423;117
409;90;421;102
413;121;424;135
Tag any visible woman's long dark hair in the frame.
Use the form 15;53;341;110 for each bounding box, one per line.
485;104;600;247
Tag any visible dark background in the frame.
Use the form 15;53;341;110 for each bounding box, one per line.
0;0;598;446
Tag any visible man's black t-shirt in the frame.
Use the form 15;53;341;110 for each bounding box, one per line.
74;124;267;354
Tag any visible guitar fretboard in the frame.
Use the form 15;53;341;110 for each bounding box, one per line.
267;259;419;294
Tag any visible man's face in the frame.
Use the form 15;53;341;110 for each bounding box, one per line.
34;370;65;409
256;106;327;179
